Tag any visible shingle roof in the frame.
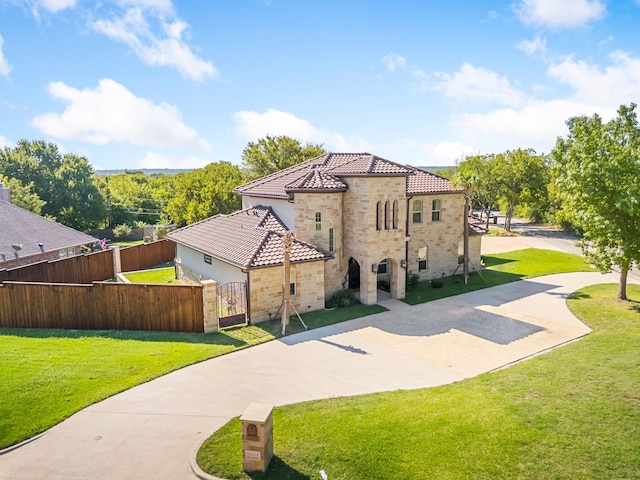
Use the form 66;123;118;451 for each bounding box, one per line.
167;206;332;269
234;152;459;198
0;200;97;265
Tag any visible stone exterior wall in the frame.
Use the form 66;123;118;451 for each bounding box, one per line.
341;176;408;304
248;261;325;323
407;192;466;281
292;192;343;300
175;261;207;285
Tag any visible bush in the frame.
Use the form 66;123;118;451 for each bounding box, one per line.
326;289;360;309
406;272;419;292
430;279;443;289
155;224;168;240
113;224;132;239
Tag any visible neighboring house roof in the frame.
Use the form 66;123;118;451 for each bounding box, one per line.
234;152;461;199
167;206;332;269
468;215;490;236
0;200;97;265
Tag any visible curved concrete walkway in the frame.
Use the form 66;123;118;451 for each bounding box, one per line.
0;269;629;480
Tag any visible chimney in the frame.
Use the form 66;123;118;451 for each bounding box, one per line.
0;182;10;204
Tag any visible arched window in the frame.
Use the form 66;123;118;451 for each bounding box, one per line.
412;200;423;223
376;201;382;230
392;200;398;229
384;200;390;230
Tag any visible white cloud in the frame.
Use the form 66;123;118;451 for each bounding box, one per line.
548;51;640;106
382;53;406;72
382;139;477;166
136;151;209;169
92;7;217;81
0;134;12;149
232;108;373;152
0;35;12;78
515;0;605;28
31;78;211;150
516;35;547;56
418;63;526;106
37;0;77;13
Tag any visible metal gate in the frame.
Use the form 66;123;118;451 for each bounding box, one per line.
217;281;248;328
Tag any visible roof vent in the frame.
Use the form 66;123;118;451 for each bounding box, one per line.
11;244;22;251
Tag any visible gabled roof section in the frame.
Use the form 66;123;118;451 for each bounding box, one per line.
167;206;331;269
0;200;97;265
234;152;459;199
406;168;462;195
468;215;490;236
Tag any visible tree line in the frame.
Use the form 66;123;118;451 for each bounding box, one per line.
0;135;325;231
2;105;638;299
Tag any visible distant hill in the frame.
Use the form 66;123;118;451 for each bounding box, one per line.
95;168;193;176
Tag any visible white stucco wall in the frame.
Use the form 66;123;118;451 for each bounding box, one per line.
241;196;296;230
176;244;247;284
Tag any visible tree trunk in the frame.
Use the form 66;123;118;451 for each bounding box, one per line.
504;205;514;232
618;267;628;301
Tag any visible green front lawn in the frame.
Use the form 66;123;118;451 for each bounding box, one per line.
403;248;593;305
197;284;640;479
0;304;385;450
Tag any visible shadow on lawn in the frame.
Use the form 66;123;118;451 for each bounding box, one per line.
245;455;312;480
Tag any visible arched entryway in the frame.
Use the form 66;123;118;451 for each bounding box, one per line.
347;257;360;290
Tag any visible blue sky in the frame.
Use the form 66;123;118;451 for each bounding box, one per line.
0;0;639;170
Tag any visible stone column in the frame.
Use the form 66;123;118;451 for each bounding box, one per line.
200;279;218;333
240;403;274;473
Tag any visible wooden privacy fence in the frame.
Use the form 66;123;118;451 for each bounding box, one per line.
0;249;114;284
120;239;176;273
0;239;176;284
0;281;204;333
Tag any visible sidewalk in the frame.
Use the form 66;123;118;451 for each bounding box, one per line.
0;270;626;480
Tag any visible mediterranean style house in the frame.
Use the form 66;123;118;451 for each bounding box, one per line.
168;153;485;325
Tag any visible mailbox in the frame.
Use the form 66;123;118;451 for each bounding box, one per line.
240;403;274;472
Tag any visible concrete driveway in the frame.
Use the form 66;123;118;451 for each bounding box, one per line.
0;268;625;480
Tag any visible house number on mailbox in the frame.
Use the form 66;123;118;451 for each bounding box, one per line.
247;423;258;436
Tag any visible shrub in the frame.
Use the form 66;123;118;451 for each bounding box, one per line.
155;224;168;239
430;279;443;289
406;272;419;292
113;224;132;239
326;289;359;309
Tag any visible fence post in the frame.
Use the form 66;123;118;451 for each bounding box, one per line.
200;279;218;332
110;246;122;275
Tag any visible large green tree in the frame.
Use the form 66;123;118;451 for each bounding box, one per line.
241;135;326;179
454;154;501;227
552;103;640;300
165;162;245;225
493;148;549;232
0;173;46;214
0;140;104;229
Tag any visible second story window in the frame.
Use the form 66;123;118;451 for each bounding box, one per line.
432;199;441;222
412;200;423;223
329;228;334;251
315;212;322;237
392;200;398;229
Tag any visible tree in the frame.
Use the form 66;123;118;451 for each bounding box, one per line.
0;174;46;214
454;154;501;228
493;148;548;232
0;140;105;229
552;103;640;300
241;135;326;179
165;162;245;225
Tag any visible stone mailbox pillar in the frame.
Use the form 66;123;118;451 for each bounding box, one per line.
240;403;274;473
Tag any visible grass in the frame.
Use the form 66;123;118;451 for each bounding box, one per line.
403;248;593;305
197;284;640;480
0;303;384;450
111;239;144;248
123;266;181;284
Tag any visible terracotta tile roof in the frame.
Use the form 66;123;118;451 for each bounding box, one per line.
234;152;459;198
167;206;331;269
406;168;462;195
0;200;97;265
468;215;489;236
